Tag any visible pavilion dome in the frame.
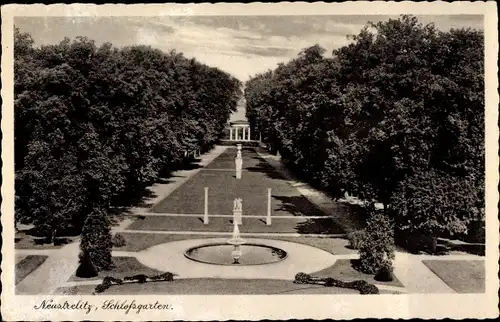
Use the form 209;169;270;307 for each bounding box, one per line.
230;119;249;126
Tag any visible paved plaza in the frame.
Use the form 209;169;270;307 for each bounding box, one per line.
15;145;485;295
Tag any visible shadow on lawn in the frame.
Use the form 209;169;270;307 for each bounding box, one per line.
273;195;327;217
245;155;286;180
122;157;203;210
294;217;344;235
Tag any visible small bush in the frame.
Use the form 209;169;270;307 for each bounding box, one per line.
309;276;379;294
95;272;175;294
374;264;394;282
347;230;366;249
124;274;148;283
358;283;379;294
358;211;395;274
294;272;312;284
112;233;126;247
75;250;98;278
150;272;174;281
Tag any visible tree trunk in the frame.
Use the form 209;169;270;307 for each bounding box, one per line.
51;227;58;246
430;236;438;254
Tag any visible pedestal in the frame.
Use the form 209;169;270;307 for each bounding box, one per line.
235;158;242;179
266;188;272;226
204;187;209;224
233;210;242;225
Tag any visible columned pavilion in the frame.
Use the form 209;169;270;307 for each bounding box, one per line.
229;120;251;141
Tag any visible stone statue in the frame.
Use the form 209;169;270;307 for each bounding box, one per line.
235;145;243;179
236;144;242;159
233;198;242;212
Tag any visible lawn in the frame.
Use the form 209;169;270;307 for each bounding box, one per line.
15;231;74;250
422;260;485;293
126;215;344;234
310;259;404;288
55;278;362;295
116;232;356;255
15;255;48;285
149;148;328;217
68;257;164;282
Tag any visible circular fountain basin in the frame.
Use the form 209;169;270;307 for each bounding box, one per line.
184;243;287;266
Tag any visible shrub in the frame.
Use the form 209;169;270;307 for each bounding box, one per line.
150;272;174;281
80;209;114;271
103;276;123;285
308;276;379;294
374;264;394;282
347;230;366;250
124;274;148;283
75;250;98;278
357;283;379;294
112;233;126;247
358;211;395;274
95;272;175;294
294;272;312;284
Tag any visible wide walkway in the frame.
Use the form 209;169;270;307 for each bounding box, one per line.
129;147;345;235
16;145;485;295
148;147;328;217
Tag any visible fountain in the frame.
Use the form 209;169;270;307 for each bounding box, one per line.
184;198;288;265
227;223;246;264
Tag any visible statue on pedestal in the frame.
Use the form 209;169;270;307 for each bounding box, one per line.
233;198;243;212
235;145;243;179
233;198;243;225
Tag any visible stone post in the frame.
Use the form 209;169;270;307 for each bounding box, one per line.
266;188;272;225
235;144;242;179
235;157;242;179
204;187;209;224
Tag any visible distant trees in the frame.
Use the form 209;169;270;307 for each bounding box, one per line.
245;15;484;255
14;27;242;255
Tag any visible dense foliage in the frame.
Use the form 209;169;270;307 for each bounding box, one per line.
245;15;484;249
358;211;395;274
79;208;114;271
14;28;242;245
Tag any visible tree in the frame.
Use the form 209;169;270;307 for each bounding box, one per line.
390;169;483;252
79;208;114;271
245;15;484;248
76;250;98;278
358;211;395;274
14;29;242;244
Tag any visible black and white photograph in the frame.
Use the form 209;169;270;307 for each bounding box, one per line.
1;2;498;320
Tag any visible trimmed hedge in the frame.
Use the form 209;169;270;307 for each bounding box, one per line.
294;272;379;295
94;272;175;294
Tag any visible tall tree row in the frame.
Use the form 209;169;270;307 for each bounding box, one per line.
245;16;484;248
14;28;242;244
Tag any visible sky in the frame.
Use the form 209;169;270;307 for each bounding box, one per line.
15;15;483;121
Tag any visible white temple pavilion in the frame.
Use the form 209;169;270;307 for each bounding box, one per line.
229;120;251;141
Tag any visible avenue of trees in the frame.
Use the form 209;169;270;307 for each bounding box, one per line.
245;16;484;256
14;27;242;261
